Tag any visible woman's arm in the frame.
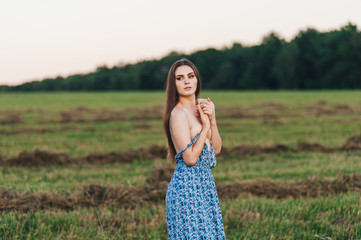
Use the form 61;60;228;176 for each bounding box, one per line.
170;106;210;166
210;117;222;155
200;98;222;155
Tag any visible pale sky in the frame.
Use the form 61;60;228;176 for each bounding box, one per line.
0;0;360;86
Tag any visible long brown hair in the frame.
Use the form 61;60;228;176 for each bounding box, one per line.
163;58;202;165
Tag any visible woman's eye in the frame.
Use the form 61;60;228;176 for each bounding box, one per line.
189;75;194;78
176;77;182;80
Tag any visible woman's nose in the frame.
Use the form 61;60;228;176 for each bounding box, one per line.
184;77;190;84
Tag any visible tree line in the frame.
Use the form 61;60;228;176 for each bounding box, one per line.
1;22;360;92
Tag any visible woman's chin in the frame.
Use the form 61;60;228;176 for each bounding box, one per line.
179;92;195;97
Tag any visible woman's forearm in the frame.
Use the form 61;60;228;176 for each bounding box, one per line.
183;127;209;166
210;117;222;155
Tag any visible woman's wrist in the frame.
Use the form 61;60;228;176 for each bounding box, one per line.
202;123;210;131
210;116;216;126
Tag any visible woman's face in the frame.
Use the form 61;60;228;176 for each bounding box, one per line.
174;65;197;97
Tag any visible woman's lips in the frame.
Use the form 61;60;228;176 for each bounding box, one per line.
184;87;192;90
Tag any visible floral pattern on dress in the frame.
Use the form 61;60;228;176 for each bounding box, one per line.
166;132;226;239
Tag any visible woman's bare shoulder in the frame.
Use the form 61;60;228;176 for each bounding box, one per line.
170;106;192;153
170;105;187;119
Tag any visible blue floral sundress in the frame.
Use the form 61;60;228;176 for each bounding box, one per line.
166;132;226;239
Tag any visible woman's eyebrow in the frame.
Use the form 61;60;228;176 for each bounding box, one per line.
176;72;194;78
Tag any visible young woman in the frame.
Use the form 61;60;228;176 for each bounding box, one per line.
163;58;226;239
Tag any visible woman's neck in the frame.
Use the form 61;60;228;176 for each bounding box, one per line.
178;95;196;109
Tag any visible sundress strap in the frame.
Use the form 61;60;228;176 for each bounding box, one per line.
175;132;201;159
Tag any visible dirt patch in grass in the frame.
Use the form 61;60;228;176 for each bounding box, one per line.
38;105;163;124
1;135;360;167
132;123;154;130
2;101;359;126
1;145;167;167
0;182;168;211
223;134;361;158
5;149;74;167
0;154;5;165
304;101;357;116
126;105;163;121
217;174;361;199
146;166;361;200
296;142;337;152
1;153;359;211
252;102;289;111
1;173;360;212
330;117;361;123
228;144;291;158
0;128;54;135
92;109;125;123
0;126;94;135
32;101;361;125
0;111;24;125
342;134;361;150
145;165;176;184
60;106;95;123
0;190;74;211
79;151;140;164
139;145;167;161
262;118;284;125
71;183;165;208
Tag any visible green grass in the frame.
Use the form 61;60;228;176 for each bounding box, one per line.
0;160;154;193
1;192;360;239
1;108;361;157
214;151;361;183
1;90;361;110
1;151;360;193
222;191;361;239
1;90;361;239
1;116;360;157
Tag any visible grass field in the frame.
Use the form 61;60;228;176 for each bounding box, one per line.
1;91;361;239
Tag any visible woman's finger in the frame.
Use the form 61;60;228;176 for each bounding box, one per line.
198;105;205;114
202;102;209;107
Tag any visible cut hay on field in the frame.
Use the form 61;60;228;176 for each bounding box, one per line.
5;149;74;167
342;134;361;150
1;173;360;212
0;111;24;125
31;101;361;125
1;134;360;167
